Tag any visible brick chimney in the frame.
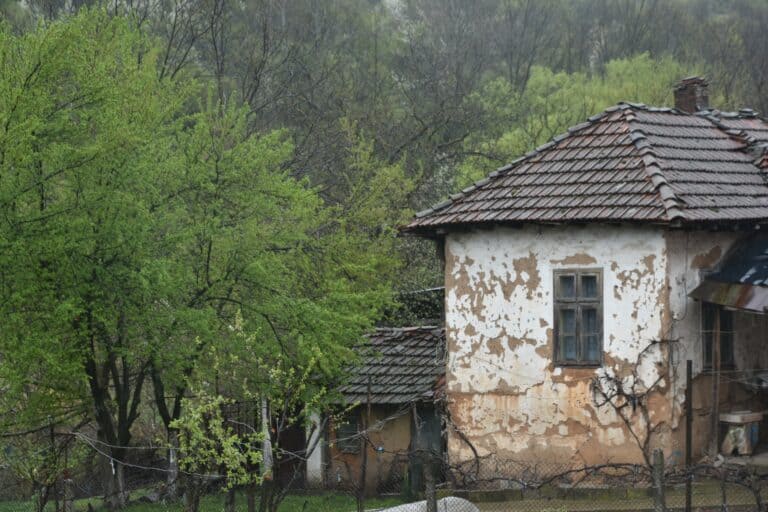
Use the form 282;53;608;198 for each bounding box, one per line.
674;76;709;113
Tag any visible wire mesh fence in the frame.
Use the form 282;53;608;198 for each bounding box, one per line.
3;450;768;511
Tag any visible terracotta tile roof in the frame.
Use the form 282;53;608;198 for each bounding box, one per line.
405;104;768;233
338;327;445;405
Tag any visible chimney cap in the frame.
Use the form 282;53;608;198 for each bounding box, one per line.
675;76;708;90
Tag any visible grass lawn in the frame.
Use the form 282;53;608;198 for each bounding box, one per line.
3;481;760;512
0;492;405;512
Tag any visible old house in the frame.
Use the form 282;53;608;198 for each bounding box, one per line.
403;77;768;467
307;327;445;493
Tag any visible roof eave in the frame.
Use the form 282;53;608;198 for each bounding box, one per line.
402;218;768;237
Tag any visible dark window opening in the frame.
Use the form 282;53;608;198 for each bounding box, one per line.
703;303;734;370
335;411;360;454
554;269;603;366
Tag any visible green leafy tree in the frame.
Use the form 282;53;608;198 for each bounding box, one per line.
172;393;264;512
0;10;190;508
172;315;335;512
0;9;401;510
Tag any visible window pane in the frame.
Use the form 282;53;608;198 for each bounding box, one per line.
584;334;600;362
701;305;733;368
559;309;576;334
582;307;598;333
702;303;715;331
581;275;598;298
553;269;603;367
721;309;733;366
720;309;733;332
562;335;577;360
557;275;576;299
337;419;359;454
721;332;734;366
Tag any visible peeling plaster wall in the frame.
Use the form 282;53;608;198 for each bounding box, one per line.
444;224;671;465
664;230;741;458
443;225;768;465
665;230;740;378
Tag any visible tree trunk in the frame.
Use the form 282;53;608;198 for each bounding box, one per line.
183;476;202;512
246;484;257;512
424;457;437;512
35;486;49;512
652;449;666;512
259;398;274;512
258;479;274;512
63;478;74;512
103;455;128;510
224;487;236;512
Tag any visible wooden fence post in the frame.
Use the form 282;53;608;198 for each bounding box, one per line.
653;448;667;512
709;310;721;456
62;479;73;512
424;454;437;512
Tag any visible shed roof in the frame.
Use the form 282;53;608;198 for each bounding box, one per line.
338;326;445;405
405;104;768;234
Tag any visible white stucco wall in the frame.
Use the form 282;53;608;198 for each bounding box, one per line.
443;223;768;464
444;224;673;464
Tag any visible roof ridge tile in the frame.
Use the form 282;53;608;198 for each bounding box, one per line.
626;111;685;221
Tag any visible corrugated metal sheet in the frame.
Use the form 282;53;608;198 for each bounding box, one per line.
689;234;768;312
689;281;768;313
338;327;445;405
405;104;768;233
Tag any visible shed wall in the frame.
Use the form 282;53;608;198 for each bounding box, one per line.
327;405;412;494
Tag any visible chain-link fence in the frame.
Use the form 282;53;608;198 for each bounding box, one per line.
4;449;768;511
339;452;768;512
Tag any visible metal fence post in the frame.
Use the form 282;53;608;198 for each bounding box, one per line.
653;448;667;512
685;359;693;512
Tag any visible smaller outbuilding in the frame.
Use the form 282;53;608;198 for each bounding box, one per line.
306;326;445;495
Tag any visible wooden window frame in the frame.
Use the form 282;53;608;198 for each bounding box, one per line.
335;410;360;454
702;302;735;371
553;269;603;367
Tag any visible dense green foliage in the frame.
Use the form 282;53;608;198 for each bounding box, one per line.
0;8;402;510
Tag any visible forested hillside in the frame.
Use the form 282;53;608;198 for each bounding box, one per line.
0;1;766;511
3;0;767;292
